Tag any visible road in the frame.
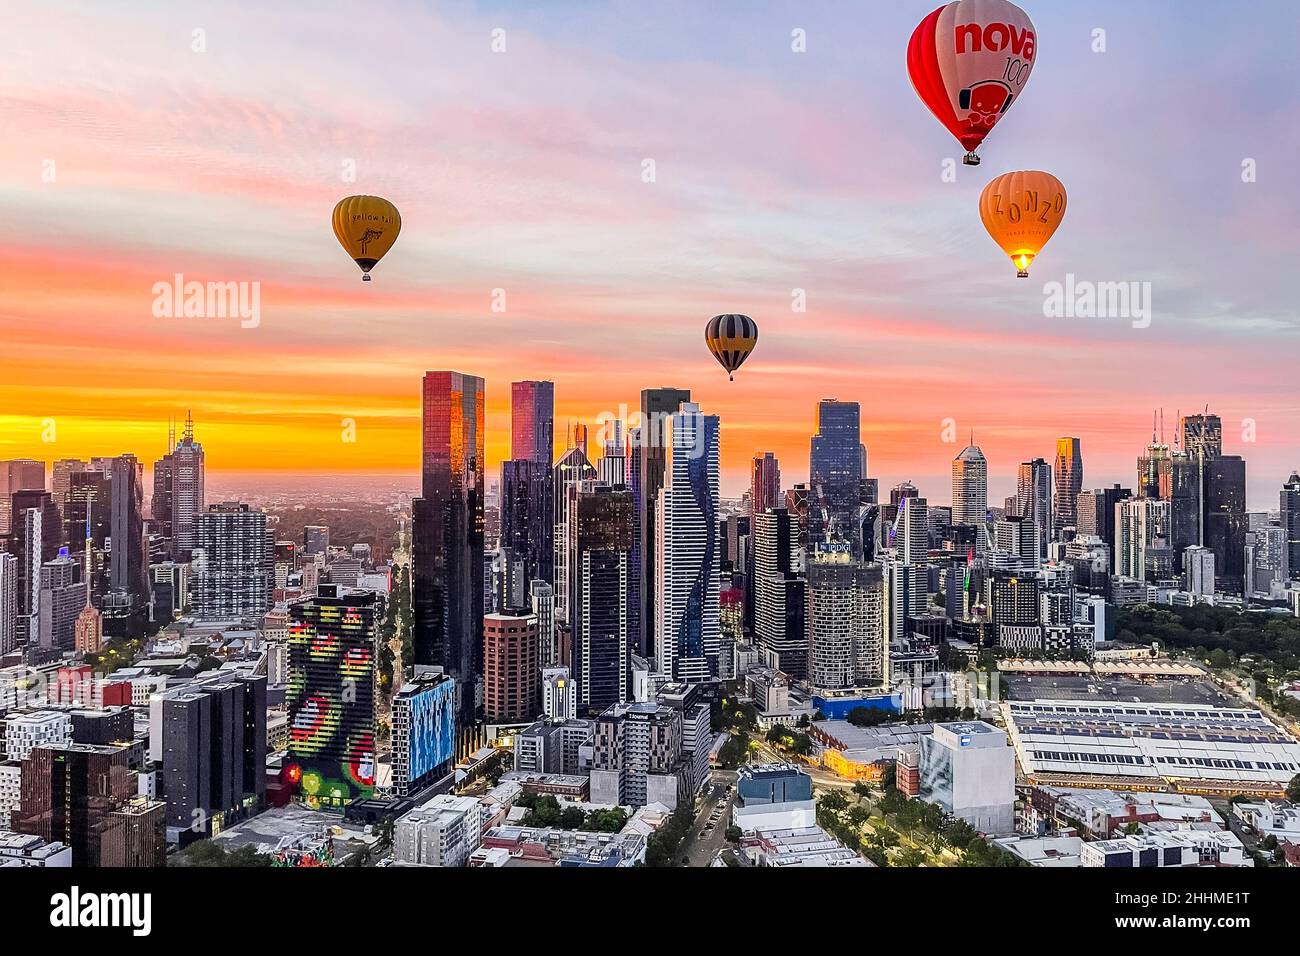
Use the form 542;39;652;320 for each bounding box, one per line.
681;770;738;866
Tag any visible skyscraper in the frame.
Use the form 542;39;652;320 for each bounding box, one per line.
0;553;18;656
1053;437;1083;536
551;443;597;625
7;489;60;646
511;380;555;465
1203;455;1246;595
1180;412;1223;462
192;502;273;619
152;411;206;562
807;551;885;690
498;458;552;609
1282;472;1300;582
655;402;720;683
951;442;988;527
635;387;690;659
1016;458;1052;559
809;400;863;551
568;482;633;713
599;418;627;487
751;452;782;516
107;454;149;627
0;460;45;535
285;585;378;810
1116;498;1173;582
753;508;808;680
483;611;540;724
412;371;485;735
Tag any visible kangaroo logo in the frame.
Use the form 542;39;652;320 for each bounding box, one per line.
357;228;384;255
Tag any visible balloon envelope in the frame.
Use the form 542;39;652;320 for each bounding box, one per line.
907;0;1037;163
705;314;758;380
979;170;1067;277
332;195;402;280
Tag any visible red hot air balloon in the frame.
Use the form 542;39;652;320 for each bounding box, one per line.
907;0;1037;165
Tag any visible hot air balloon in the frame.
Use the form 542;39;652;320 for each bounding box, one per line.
907;0;1037;165
705;314;758;381
978;170;1067;277
332;195;401;280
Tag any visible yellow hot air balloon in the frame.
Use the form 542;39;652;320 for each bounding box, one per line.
705;313;758;381
332;195;402;281
978;170;1066;277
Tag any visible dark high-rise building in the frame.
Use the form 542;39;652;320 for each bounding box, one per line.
499;458;553;607
1282;472;1300;582
303;525;330;557
1053;438;1083;536
634;387;690;659
285;585;378;809
1204;455;1247;595
511;380;555;466
1181;413;1223;463
483;611;540;724
107;454;149;629
552;444;597;625
193;502;274;619
751;452;782;516
1016;458;1052;560
14;742;165;867
809;399;863;552
1076;484;1131;562
152;411;206;562
567;483;633;713
154;672;267;843
753;508;808;680
412;371;485;735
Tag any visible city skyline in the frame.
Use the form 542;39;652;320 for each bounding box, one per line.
2;1;1298;505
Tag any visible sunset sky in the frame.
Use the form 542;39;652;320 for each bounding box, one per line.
2;0;1297;506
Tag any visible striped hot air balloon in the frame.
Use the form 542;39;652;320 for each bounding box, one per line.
705;313;758;381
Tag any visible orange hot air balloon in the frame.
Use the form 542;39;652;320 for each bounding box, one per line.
979;170;1066;277
332;195;401;281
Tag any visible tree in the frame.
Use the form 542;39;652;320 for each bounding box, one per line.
1287;774;1300;803
725;825;742;844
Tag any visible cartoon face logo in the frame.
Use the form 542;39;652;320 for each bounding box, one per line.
959;80;1014;128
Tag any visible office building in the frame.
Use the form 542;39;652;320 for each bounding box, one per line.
0;460;45;535
151;671;267;843
541;666;577;720
483;611;540;724
809;399;863;552
107;454;150;623
391;671;456;796
1016;457;1052;559
511;380;554;466
0;554;16;655
753;508;807;680
1116;497;1173;582
498;458;552;609
37;556;86;651
634;386;691;659
918;721;1015;834
192;502;273;619
412;371;486;736
151;412;206;561
732;763;817;833
567;483;633;713
1283;472;1300;582
951;442;988;527
285;586;378;809
302;525;330;557
1053;438;1083;535
513;717;594;776
12;742;165;867
751;452;782;515
1204;455;1247;594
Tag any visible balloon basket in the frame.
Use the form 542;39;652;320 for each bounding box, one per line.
362;274;372;282
963;152;981;166
1017;269;1029;278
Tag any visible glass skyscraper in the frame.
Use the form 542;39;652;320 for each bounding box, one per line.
635;386;690;659
413;370;485;737
809;399;863;552
1054;437;1083;536
511;380;554;465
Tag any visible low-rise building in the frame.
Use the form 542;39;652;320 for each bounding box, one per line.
732;764;816;833
739;826;871;867
918;721;1015;835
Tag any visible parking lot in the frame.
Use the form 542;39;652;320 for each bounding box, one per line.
999;673;1238;706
